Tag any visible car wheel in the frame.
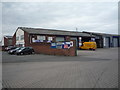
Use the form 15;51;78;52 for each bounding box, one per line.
32;52;35;54
89;48;92;50
21;53;24;55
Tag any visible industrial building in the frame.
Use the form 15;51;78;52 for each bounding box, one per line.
83;31;120;48
10;27;97;56
1;27;119;53
12;27;95;48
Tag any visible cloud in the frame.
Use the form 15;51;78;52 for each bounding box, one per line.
1;2;118;40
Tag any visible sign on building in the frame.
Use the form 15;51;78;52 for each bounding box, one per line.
51;41;73;49
70;41;73;47
79;43;82;46
56;42;64;49
51;43;56;48
79;37;82;47
64;44;69;49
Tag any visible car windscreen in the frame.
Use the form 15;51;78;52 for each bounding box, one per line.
13;48;18;50
15;47;21;50
20;47;25;50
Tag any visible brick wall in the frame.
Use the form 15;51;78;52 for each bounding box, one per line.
23;32;76;56
4;37;8;47
4;37;13;47
24;31;30;46
27;40;76;56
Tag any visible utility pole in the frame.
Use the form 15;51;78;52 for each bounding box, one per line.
76;27;78;36
76;27;78;32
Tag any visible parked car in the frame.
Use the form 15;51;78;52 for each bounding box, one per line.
15;47;35;55
5;46;17;51
8;47;24;54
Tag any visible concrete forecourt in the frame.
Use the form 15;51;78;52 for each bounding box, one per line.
2;48;118;88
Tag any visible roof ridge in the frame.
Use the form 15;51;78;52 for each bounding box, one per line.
18;27;83;33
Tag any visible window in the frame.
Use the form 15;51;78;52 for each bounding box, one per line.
48;37;53;41
37;36;46;42
47;37;53;42
16;36;19;41
56;37;64;42
21;35;24;40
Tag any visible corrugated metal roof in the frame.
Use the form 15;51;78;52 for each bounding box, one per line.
82;31;120;36
18;27;94;37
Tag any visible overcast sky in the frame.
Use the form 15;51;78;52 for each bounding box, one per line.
1;2;118;40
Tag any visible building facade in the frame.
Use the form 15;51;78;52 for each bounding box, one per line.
83;31;120;48
13;27;95;49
